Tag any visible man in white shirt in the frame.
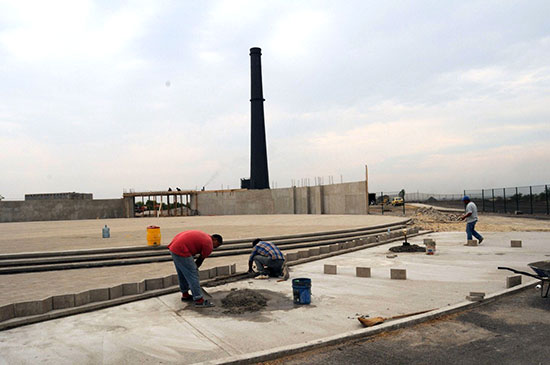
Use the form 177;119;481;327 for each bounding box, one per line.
460;196;484;244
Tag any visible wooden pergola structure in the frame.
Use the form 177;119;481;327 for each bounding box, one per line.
123;190;198;217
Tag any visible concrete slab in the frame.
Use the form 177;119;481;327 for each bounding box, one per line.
1;231;548;364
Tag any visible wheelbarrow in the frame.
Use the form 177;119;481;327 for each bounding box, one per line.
498;260;550;298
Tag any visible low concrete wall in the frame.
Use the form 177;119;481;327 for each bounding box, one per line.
0;199;125;223
194;181;367;216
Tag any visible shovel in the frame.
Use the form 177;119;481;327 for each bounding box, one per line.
358;309;434;327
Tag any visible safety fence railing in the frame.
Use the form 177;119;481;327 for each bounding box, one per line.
395;185;549;215
464;185;549;215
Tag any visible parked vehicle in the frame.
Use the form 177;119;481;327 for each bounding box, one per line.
391;197;404;206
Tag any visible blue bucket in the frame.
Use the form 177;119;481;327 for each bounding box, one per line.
292;278;311;305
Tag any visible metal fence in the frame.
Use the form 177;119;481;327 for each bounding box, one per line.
393;184;549;215
464;185;549;215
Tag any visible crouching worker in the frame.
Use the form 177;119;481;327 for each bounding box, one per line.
168;230;223;308
248;239;286;279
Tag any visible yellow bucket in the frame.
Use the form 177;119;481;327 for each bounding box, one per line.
146;225;161;246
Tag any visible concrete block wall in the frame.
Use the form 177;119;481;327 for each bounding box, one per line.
193;181;368;216
0;198;125;223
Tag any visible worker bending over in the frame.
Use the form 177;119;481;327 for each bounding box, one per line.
248;239;286;279
168;230;223;307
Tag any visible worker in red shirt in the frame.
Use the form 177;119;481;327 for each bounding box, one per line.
168;230;223;307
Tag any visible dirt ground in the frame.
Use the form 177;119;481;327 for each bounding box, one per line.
379;204;550;233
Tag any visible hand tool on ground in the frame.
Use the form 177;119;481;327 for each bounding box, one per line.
358;309;435;327
201;287;213;298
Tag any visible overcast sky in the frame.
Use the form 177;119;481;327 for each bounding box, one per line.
1;0;549;200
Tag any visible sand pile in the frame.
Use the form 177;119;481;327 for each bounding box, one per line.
221;289;268;314
414;207;461;222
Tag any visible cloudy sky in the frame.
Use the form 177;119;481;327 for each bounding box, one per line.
1;0;549;200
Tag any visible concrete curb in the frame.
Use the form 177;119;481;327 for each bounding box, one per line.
198;280;538;365
0;219;411;260
0;228;418;330
0;223;411;274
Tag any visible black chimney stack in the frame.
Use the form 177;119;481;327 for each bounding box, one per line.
249;47;270;189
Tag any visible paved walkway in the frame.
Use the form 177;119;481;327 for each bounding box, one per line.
0;231;546;364
0;215;406;305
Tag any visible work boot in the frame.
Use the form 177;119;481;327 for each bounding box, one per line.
254;274;269;280
194;298;215;308
180;292;193;302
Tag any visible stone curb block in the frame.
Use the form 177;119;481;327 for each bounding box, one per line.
285;252;298;261
390;269;406;280
308;248;320;256
89;288;109;302
15;297;52;317
506;275;522;288
217;265;230;276
145;278;164;291
356;267;371;278
53;294;75;310
324;264;337;275
209;267;217;278
0;304;15;322
162;275;173;288
75;291;91;306
199;270;210;280
109;285;123;300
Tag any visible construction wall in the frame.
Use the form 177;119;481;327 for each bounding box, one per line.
194;181;367;216
0;199;125;223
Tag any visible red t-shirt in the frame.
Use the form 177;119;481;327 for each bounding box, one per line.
168;230;213;258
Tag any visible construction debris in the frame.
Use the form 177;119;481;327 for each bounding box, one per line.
221;289;267;314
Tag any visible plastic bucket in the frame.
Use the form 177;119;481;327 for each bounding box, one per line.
146;226;161;246
292;278;311;305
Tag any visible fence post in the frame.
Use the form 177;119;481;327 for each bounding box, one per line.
530;186;533;215
381;192;384;215
482;190;485;212
492;189;495;213
503;188;507;214
546;185;549;215
515;187;519;212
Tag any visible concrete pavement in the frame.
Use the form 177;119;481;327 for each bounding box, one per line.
0;231;547;364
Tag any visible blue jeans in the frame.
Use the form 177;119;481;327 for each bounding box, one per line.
466;221;483;241
253;255;285;276
170;252;202;300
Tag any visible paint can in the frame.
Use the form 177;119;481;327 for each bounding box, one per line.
146;225;161;246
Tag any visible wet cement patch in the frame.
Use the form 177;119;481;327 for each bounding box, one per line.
389;244;426;253
176;288;302;322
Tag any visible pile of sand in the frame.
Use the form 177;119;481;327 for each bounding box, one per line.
221;289;267;314
414;207;461;222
